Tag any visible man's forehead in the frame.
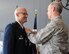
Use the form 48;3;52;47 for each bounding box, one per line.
48;5;50;10
16;7;27;12
48;4;52;9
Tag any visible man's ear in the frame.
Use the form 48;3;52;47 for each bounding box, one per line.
16;13;19;17
52;6;55;12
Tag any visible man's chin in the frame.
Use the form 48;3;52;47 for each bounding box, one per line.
24;20;27;23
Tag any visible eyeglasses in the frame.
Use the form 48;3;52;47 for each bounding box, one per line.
18;12;28;15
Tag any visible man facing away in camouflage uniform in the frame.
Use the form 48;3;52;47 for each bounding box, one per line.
29;1;68;54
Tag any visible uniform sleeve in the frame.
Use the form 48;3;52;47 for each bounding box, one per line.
2;24;15;54
29;22;55;45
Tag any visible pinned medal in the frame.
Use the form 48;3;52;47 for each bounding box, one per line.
19;35;24;40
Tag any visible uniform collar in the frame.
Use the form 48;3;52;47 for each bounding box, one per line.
16;20;24;29
52;16;62;20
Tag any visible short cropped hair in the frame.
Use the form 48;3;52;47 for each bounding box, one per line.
14;8;18;21
51;1;63;14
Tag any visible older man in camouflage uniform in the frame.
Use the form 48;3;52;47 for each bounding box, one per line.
29;1;68;54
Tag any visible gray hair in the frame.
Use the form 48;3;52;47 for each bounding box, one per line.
51;1;63;14
14;8;18;21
